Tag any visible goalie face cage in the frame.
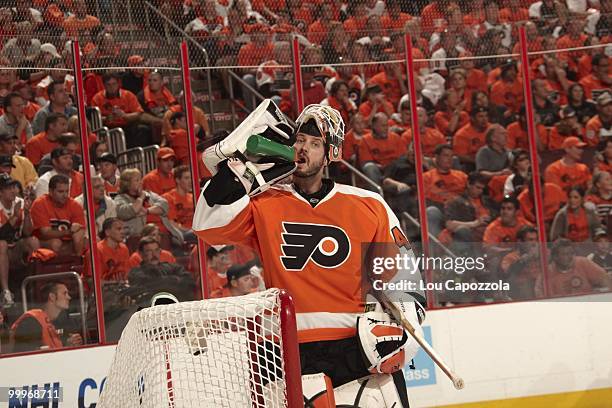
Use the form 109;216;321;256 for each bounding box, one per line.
98;289;303;408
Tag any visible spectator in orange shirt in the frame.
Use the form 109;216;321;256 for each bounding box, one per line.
434;90;469;138
585;92;612;147
401;106;446;157
36;132;83;177
550;186;602;242
518;178;567;227
143;147;177;196
532;78;560;126
323;80;357;126
343;113;369;164
420;0;446;36
484;196;532;249
96;217;130;281
579;54;611;100
490;60;524;115
211;263;260;298
593;139;612;175
368;60;409;109
91;73;151;148
25;112;67;167
566;84;597;126
381;1;411;34
98;152;119;195
547;106;585;150
126;223;176;270
307;3;336;45
585;171;612;225
459;50;488;94
501;225;543;300
206;244;235;296
547;239;609;296
506;106;547;151
556;17;588;71
162;165;196;244
137;71;179;120
358;84;394;123
358;112;407;188
161;91;209;144
453;106;490;170
34;147;83;199
544;136;592;194
166;111;189;165
388;97;412;135
75;175;116;236
11;80;40;122
423;144;469;235
62;0;101;38
30;174;87;256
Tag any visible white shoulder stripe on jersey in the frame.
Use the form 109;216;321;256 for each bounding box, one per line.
334;183;402;230
192;180;251;231
296;312;361;331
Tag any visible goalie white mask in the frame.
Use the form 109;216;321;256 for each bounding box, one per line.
295;104;345;162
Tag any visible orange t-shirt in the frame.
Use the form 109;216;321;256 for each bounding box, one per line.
483;216;532;244
585;115;611;147
368;71;404;108
62;15;101;37
401;127;447;156
546;127;583;151
565;207;591;242
142;169;176;196
434;110;469;137
548;257;608;296
358;100;394;118
96;239;130;281
544;160;591;193
381;13;412;34
23;101;40;122
343;129;368;162
420;2;446;35
168;129;189;164
91;89;144;127
163;188;194;229
506;121;548;150
343;16;368;39
518;183;567;223
25;132;59;166
161;106;209;139
453;123;488;158
358;132;407;167
238;42;275;67
126;249;176;270
30;194;86;238
490;78;524;113
307;20;331;45
556;34;588;66
579;74;609;100
422;169;468;205
465;68;488;93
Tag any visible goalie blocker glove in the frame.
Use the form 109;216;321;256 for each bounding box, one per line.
203;99;295;175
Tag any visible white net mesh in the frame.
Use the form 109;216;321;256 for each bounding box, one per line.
98;288;293;408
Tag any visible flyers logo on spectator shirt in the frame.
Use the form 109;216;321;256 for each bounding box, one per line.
280;222;351;271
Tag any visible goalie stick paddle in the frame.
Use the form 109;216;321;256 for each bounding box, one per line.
372;290;465;390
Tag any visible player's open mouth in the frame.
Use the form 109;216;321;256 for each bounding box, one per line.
297;157;306;164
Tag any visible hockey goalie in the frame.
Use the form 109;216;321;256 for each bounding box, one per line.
193;100;426;407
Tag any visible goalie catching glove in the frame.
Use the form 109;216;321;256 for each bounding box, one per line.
203;99;294;175
357;301;423;375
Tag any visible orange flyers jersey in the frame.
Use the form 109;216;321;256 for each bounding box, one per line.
193;182;424;344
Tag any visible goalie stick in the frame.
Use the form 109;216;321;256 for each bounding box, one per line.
372;290;465;390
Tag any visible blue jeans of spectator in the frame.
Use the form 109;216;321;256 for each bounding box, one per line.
361;162;383;193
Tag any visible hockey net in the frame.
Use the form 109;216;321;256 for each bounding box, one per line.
98;289;302;408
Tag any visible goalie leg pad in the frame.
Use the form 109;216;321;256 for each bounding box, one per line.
333;373;408;408
302;373;336;408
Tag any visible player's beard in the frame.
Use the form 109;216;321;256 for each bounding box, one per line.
293;156;326;179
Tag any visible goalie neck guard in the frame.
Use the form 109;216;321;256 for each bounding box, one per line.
295;104;345;162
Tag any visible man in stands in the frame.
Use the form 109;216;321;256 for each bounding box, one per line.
97;152;120;195
36;133;82;176
544;137;592;194
10;282;82;352
143;147;177;196
453;107;490;170
518;177;567;227
359;112;406;188
579;54;611;100
358;84;394;123
137;71;179;119
166;112;189;165
30;174;87;256
547;238;610;296
30;81;76;135
127;236;195;304
0;93;32;147
490;61;523;116
500;226;542;300
586;229;612;276
423;144;469;236
400;107;446;157
126;223;176;270
585;92;612;147
25;113;68;167
0;132;37;190
476;124;513;181
34;147;83;198
211;263;259;298
0;174;38;307
546;106;585;150
161;91;209;144
206;245;234;296
62;0;101;39
97;217;130;282
162;165;195;244
75;175;116;236
91;73;151;148
532;78;560;127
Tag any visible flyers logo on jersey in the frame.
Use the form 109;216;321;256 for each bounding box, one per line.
280;222;351;271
